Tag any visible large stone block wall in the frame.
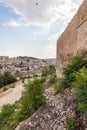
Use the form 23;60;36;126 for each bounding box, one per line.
56;0;87;78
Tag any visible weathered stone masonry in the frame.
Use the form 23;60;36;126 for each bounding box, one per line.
56;0;87;78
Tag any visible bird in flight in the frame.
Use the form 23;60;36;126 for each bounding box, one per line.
35;2;38;5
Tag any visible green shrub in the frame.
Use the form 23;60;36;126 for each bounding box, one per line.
42;65;55;77
62;52;87;88
0;104;16;129
24;78;45;110
22;78;25;83
3;87;8;91
54;80;64;94
66;116;76;130
72;67;87;114
48;65;56;75
18;78;46;121
10;85;15;88
33;74;38;78
42;66;49;77
39;77;46;84
48;76;56;84
27;75;31;78
0;78;46;130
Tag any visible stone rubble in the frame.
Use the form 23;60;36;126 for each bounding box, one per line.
15;86;77;130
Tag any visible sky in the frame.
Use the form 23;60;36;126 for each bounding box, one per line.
0;0;83;58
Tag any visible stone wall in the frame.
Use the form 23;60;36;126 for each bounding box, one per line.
56;0;87;78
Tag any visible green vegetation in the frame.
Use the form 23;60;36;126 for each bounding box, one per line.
66;116;76;130
0;104;16;129
54;80;64;94
42;65;55;77
3;87;8;91
0;71;17;88
0;78;45;130
57;51;87;115
33;74;38;78
20;78;46;120
62;52;87;88
1;51;87;129
48;76;57;84
39;77;46;84
10;85;15;88
45;76;57;88
72;67;87;114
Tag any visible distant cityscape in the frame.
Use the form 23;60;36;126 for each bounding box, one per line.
0;56;56;78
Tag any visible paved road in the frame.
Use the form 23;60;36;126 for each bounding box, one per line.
0;82;24;108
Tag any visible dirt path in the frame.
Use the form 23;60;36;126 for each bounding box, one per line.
0;82;24;108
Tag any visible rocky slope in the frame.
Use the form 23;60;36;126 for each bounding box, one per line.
15;86;80;130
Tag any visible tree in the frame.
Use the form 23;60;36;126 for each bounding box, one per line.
42;65;55;77
3;71;17;85
42;66;49;77
49;65;56;75
0;74;4;88
0;72;17;88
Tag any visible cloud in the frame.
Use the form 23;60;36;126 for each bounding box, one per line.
2;0;83;26
0;0;83;58
3;18;29;27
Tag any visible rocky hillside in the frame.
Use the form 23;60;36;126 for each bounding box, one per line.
15;85;85;130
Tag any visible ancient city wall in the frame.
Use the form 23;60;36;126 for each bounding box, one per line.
56;0;87;78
